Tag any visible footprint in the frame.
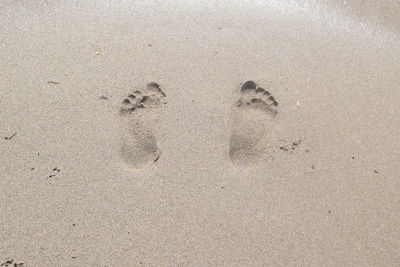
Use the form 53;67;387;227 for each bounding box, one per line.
119;82;166;169
229;81;278;167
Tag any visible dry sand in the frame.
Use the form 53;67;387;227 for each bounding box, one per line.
1;0;399;266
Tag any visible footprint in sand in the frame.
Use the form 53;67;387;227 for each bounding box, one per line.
229;80;278;167
119;82;166;169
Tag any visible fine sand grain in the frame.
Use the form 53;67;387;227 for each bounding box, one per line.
1;0;399;266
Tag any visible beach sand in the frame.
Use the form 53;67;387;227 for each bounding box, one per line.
1;0;399;266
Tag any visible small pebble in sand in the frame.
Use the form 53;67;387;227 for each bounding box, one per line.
95;51;100;55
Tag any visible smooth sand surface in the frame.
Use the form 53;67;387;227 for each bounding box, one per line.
1;0;399;266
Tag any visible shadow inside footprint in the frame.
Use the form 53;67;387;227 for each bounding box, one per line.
119;82;165;169
229;80;278;167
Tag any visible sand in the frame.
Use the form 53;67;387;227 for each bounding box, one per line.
1;0;399;266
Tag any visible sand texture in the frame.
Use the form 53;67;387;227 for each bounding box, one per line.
1;0;400;266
